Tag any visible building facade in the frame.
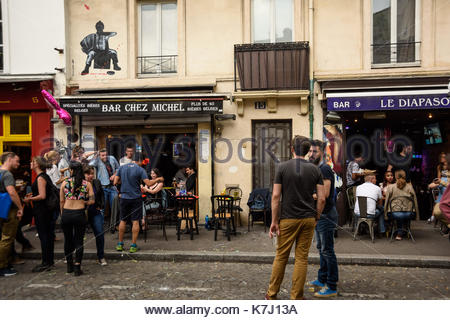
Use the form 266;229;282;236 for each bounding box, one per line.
58;0;450;223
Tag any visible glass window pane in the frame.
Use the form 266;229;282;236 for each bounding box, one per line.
275;0;293;42
0;47;3;71
141;4;158;56
161;3;177;56
0;23;3;44
397;0;415;62
252;0;271;43
372;0;391;64
10;116;29;135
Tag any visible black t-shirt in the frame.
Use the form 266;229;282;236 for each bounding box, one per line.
186;173;196;194
274;158;324;219
319;163;335;213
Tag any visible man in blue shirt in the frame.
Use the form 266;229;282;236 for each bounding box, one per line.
89;149;120;216
113;160;163;253
308;140;339;298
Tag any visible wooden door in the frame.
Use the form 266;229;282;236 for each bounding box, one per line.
252;120;292;190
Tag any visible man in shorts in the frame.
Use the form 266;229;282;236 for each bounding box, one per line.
114;160;163;253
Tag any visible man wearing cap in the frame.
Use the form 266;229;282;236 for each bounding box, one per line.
354;172;386;235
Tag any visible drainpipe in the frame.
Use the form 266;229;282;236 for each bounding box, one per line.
308;0;314;139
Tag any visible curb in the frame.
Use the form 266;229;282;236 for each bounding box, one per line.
22;250;450;269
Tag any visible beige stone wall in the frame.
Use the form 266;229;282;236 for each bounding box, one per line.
314;0;450;79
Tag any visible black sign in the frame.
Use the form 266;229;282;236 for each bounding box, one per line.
60;99;223;115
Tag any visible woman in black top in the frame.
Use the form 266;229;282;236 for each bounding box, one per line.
24;157;55;272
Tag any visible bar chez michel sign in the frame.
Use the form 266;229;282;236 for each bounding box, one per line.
60;99;223;115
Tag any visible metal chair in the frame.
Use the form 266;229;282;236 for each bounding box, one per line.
353;196;378;243
211;195;237;241
387;195;416;242
247;188;271;232
142;194;167;241
175;196;198;240
226;187;243;227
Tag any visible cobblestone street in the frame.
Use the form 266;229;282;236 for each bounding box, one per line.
1;259;448;300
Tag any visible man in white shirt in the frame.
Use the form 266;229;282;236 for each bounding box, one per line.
354;173;386;234
120;147;134;166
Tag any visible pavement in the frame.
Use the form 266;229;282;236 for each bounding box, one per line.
19;220;450;268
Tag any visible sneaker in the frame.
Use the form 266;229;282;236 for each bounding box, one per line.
0;267;17;277
308;279;325;292
116;242;124;251
98;258;107;266
129;244;138;253
314;286;338;298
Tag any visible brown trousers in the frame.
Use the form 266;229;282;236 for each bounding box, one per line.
0;208;19;269
267;217;316;300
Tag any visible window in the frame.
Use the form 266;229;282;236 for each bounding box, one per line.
138;2;177;75
372;0;420;66
0;1;4;72
252;0;293;43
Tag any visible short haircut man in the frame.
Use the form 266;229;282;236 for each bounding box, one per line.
0;152;23;277
266;135;325;300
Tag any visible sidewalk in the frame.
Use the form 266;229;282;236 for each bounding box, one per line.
21;220;450;268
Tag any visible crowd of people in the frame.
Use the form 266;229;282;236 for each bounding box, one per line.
0;145;197;277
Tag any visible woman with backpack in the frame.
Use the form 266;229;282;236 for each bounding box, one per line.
23;156;56;272
59;161;94;276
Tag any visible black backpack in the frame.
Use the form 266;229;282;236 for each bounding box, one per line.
41;173;60;212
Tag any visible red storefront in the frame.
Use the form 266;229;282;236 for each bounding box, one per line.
0;80;54;177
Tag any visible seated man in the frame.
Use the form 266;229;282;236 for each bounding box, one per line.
354;173;386;235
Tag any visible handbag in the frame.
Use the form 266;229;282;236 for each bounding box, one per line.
0;172;13;219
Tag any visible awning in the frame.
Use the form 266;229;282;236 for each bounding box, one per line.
326;89;450;112
59;93;229;116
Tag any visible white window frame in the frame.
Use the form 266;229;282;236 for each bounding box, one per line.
251;0;294;44
0;0;10;73
138;1;177;77
371;0;421;68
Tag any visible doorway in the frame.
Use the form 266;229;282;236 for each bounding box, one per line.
3;142;32;183
252;120;292;190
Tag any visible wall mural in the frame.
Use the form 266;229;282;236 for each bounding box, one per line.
80;20;121;75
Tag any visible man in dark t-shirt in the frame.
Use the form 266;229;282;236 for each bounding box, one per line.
114;161;163;253
308;140;339;298
0;152;23;277
266;136;325;300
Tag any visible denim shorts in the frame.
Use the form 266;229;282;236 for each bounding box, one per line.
119;198;143;221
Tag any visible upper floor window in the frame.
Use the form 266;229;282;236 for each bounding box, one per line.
252;0;293;43
372;0;421;67
138;2;177;75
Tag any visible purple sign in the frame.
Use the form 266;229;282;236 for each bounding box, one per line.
327;93;450;112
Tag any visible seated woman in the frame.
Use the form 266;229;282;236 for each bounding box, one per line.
384;170;419;241
141;168;164;225
427;171;448;224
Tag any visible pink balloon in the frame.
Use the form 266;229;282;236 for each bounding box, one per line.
41;90;72;126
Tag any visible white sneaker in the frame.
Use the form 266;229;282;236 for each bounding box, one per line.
98;258;107;266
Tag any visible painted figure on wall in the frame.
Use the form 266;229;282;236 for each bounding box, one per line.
80;21;121;75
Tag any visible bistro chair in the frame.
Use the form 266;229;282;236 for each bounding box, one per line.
226;187;243;227
142;190;168;241
175;195;198;240
352;196;377;243
211;195;237;241
247;188;271;232
387;195;416;242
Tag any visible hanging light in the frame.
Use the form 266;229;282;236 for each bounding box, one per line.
354;118;358;123
428;113;433;119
